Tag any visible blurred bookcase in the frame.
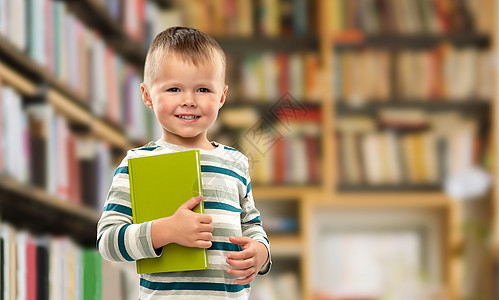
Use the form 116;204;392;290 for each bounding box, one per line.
308;0;495;300
0;0;166;298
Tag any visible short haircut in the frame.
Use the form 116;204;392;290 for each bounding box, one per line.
143;26;226;87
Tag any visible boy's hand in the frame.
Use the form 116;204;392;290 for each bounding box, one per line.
226;236;269;285
151;195;213;249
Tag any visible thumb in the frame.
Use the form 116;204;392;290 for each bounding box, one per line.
180;195;203;210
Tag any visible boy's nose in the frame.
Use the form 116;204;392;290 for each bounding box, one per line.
181;95;197;107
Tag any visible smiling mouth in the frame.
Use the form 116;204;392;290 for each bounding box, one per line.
176;115;200;120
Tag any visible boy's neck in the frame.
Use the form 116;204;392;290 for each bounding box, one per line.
160;135;215;150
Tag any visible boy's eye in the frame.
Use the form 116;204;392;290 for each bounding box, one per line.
197;88;210;93
167;88;180;92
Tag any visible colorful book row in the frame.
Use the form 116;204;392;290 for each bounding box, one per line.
0;81;119;211
179;0;314;37
239;115;322;186
235;51;320;103
0;0;155;140
0;221;138;300
334;45;492;105
325;0;493;35
336;113;484;186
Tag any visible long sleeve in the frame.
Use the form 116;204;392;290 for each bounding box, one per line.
96;153;161;262
239;158;272;275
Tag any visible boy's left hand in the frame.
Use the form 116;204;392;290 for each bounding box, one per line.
226;236;269;285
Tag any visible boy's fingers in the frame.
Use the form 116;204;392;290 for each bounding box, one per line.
198;232;212;241
229;236;251;245
199;214;213;224
180;195;203;210
227;267;250;277
226;257;252;269
196;240;212;249
199;223;213;233
227;249;251;260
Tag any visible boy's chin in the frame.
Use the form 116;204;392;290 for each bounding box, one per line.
164;131;207;141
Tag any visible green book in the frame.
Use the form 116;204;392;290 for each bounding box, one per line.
82;249;102;300
128;150;208;274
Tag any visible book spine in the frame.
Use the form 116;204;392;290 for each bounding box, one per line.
128;159;138;225
195;150;204;215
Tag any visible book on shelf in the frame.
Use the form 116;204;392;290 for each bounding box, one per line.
336;113;483;187
145;1;183;46
0;221;138;299
2;223;17;300
178;0;312;37
1;84;30;185
325;0;493;35
0;0;155;140
128;150;208;274
263;217;299;235
335;45;493;106
35;236;50;300
238;51;320;103
0;0;27;50
122;0;146;43
0;84;116;209
242;114;321;186
82;248;103;300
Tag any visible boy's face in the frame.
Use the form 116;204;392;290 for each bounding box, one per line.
141;53;227;148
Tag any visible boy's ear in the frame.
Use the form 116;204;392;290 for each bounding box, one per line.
219;85;228;109
140;83;154;110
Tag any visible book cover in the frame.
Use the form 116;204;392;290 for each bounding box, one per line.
82;249;102;300
128;150;208;274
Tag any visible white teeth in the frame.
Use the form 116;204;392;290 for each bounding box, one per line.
178;115;198;120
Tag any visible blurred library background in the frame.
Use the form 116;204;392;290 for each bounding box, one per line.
0;0;497;299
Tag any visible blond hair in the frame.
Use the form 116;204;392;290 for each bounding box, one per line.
143;27;226;87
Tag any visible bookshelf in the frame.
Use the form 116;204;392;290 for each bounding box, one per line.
307;0;495;300
0;0;156;298
492;1;499;300
303;193;454;300
494;0;499;252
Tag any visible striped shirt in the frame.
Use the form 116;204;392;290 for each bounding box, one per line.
97;139;271;299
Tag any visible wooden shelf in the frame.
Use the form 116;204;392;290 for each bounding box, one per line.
0;175;100;246
0;60;133;151
0;61;37;96
0;36;49;85
336;99;491;116
223;99;321;108
334;32;491;49
0;35;93;108
47;88;134;150
268;234;302;257
216;36;319;54
64;0;146;66
337;184;444;193
331;192;453;208
253;185;322;200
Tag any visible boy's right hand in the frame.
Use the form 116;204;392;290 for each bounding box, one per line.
151;195;213;249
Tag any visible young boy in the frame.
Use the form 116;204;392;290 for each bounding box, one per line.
97;27;271;299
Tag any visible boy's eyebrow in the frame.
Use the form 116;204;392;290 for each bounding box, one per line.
155;80;220;89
